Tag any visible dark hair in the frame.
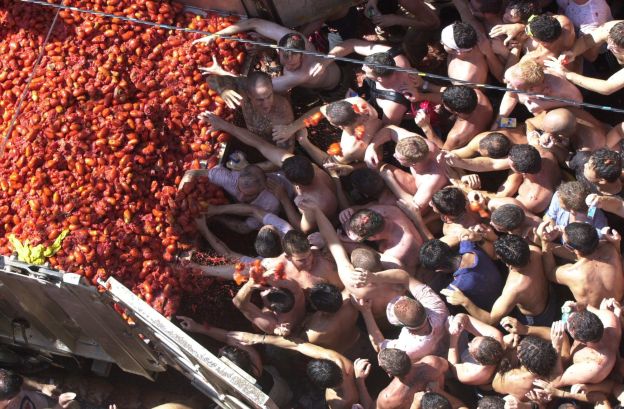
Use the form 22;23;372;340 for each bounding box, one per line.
557;181;590;212
282;230;310;256
255;226;282;258
282;155;314;185
0;369;23;400
421;392;452;409
567;310;604;343
442;86;478;114
565;222;599;255
265;287;295;313
246;71;272;94
364;52;396;77
528;15;562;42
588;148;622;182
609;21;624;48
309;283;342;313
325;100;357;127
509;144;541;174
517;335;557;377
378;348;411;377
432;187;466;217
277;32;305;56
219;346;254;375
506;0;539;22
307;359;343;388
494;234;530;267
348;209;385;240
394;297;426;328
350;247;382;272
479;133;511;158
472;336;504;366
453;22;478;49
396;137;429;163
419;239;457;270
348;168;385;204
477;396;505;409
491;204;525;231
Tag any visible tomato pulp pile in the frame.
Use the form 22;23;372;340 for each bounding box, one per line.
0;0;247;316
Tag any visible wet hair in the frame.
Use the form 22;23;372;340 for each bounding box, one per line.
472;336;505;366
557;181;590;212
255;226;282;258
421;392;452;409
453;22;478;49
494;234;530;267
509;144;541;174
432;187;467;217
513;60;544;87
506;0;539;23
282;155;315;186
364;52;396;77
491;204;525;231
0;369;23;400
307;359;343;389
265;287;295;313
588;148;622;182
565;222;599;255
477;396;505;409
394;297;426;328
378;348;411;377
528;15;562;43
350;247;382;272
325;100;357;127
219;346;254;375
442;86;478;114
419;239;457;271
348;168;385;204
609;21;624;48
277;33;305;57
396;137;430;162
348;209;385;239
309;283;342;313
517;335;557;377
282;230;311;256
479;133;511;158
246;71;272;94
567;310;604;343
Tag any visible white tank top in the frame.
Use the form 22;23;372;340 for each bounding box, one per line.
557;0;613;34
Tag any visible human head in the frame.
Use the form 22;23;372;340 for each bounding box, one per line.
395;136;430;166
348;209;385;241
350;247;382;272
479;132;512;158
431;187;467;221
282;230;313;270
378;348;412;377
557;181;590;212
583;148;622;184
388;296;427;329
306;359;343;389
246;71;274;115
506;60;544;91
541;108;577;138
469;336;504;366
564;222;599;256
608;22;624;63
527;15;562;43
494;234;530;267
0;369;22;402
277;33;305;71
503;0;539;23
325;100;358;129
517;335;557;377
237;164;266;197
477;396;505;409
421;392;452;409
347;168;386;204
442;85;478;115
262;287;295;313
282;155;314;185
419;239;458;272
441;23;478;54
218;346;255;376
255;225;282;258
490;204;525;232
363;52;397;87
509;144;541;174
309;283;342;313
567;309;604;343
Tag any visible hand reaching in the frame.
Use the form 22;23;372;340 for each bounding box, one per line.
354;358;372;379
177;315;204;333
440;285;469;307
272;124;297;145
414;109;431;129
323;162;354;177
489;23;524;46
500;316;528;335
550;320;565;353
193;34;218;46
543;56;570;78
461;174;481;190
198;110;230;132
364;144;380;169
221;89;243;109
199;55;231;77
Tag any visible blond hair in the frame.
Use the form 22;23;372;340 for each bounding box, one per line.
514;60;544;87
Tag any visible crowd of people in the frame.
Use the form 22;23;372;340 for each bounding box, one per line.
181;0;624;407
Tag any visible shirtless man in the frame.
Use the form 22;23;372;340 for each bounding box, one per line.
194;18;348;101
353;351;448;409
451;129;526;159
445;234;555;326
521;14;576;65
441;22;489;85
540;221;624;307
229;332;358;409
582;148;623;196
448;313;505;386
200;112;337;233
430;187;481;240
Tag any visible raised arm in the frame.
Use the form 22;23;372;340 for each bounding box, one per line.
195;216;246;260
328;38;391;58
446;153;511;172
217;18;296;43
232;280;280;334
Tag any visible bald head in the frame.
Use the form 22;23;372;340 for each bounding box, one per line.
542;109;577;136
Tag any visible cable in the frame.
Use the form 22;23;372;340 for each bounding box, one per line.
17;0;624;115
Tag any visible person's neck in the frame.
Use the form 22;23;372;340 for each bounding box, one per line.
408;320;432;336
598;180;622;195
454;49;476;61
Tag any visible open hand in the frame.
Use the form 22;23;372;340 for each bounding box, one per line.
543;56;570;78
221;89;243;109
199;55;231;77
